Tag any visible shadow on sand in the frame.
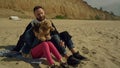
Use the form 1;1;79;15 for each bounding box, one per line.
0;45;15;50
0;45;48;68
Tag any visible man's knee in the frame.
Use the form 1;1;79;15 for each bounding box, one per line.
66;39;74;50
51;35;61;46
51;35;67;56
51;35;60;41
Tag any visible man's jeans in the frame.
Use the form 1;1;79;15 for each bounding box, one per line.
51;34;74;56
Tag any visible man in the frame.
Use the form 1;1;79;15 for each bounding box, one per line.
12;6;85;66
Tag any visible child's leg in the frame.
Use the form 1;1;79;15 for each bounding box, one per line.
47;41;69;68
31;42;54;65
47;41;62;62
31;43;44;58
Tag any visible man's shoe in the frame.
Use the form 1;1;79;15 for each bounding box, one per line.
67;55;80;66
73;51;86;60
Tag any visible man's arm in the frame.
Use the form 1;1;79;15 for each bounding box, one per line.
24;23;32;34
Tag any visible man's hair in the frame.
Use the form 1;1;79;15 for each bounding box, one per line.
33;6;43;12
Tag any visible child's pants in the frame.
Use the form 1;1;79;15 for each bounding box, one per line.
31;41;62;65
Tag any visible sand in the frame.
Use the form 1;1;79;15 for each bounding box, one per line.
0;18;120;68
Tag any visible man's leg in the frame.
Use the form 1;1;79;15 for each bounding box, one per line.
59;31;86;60
51;35;67;57
21;29;36;54
12;23;32;52
64;39;75;53
12;35;25;52
51;34;80;65
64;38;86;60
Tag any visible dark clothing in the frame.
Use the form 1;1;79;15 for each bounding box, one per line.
21;28;38;54
12;23;32;52
12;19;74;56
51;35;66;56
12;35;24;52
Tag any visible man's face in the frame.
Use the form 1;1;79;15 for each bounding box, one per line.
34;8;45;21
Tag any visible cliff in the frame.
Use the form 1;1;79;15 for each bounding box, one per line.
0;0;119;20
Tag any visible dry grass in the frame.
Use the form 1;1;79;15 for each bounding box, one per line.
0;0;119;20
0;0;38;11
0;0;41;18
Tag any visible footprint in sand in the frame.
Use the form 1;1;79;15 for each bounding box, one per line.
81;46;89;54
90;49;97;55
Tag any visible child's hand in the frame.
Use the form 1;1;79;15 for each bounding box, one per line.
60;40;65;47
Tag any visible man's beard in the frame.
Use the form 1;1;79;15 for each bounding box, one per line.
37;16;45;21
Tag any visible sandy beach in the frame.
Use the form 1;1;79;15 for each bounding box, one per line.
0;18;120;68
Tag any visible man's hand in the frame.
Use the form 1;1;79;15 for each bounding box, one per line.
60;40;65;47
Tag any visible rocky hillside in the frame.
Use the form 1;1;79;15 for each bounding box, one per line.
0;0;119;20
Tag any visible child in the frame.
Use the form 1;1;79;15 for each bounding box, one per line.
31;41;67;68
